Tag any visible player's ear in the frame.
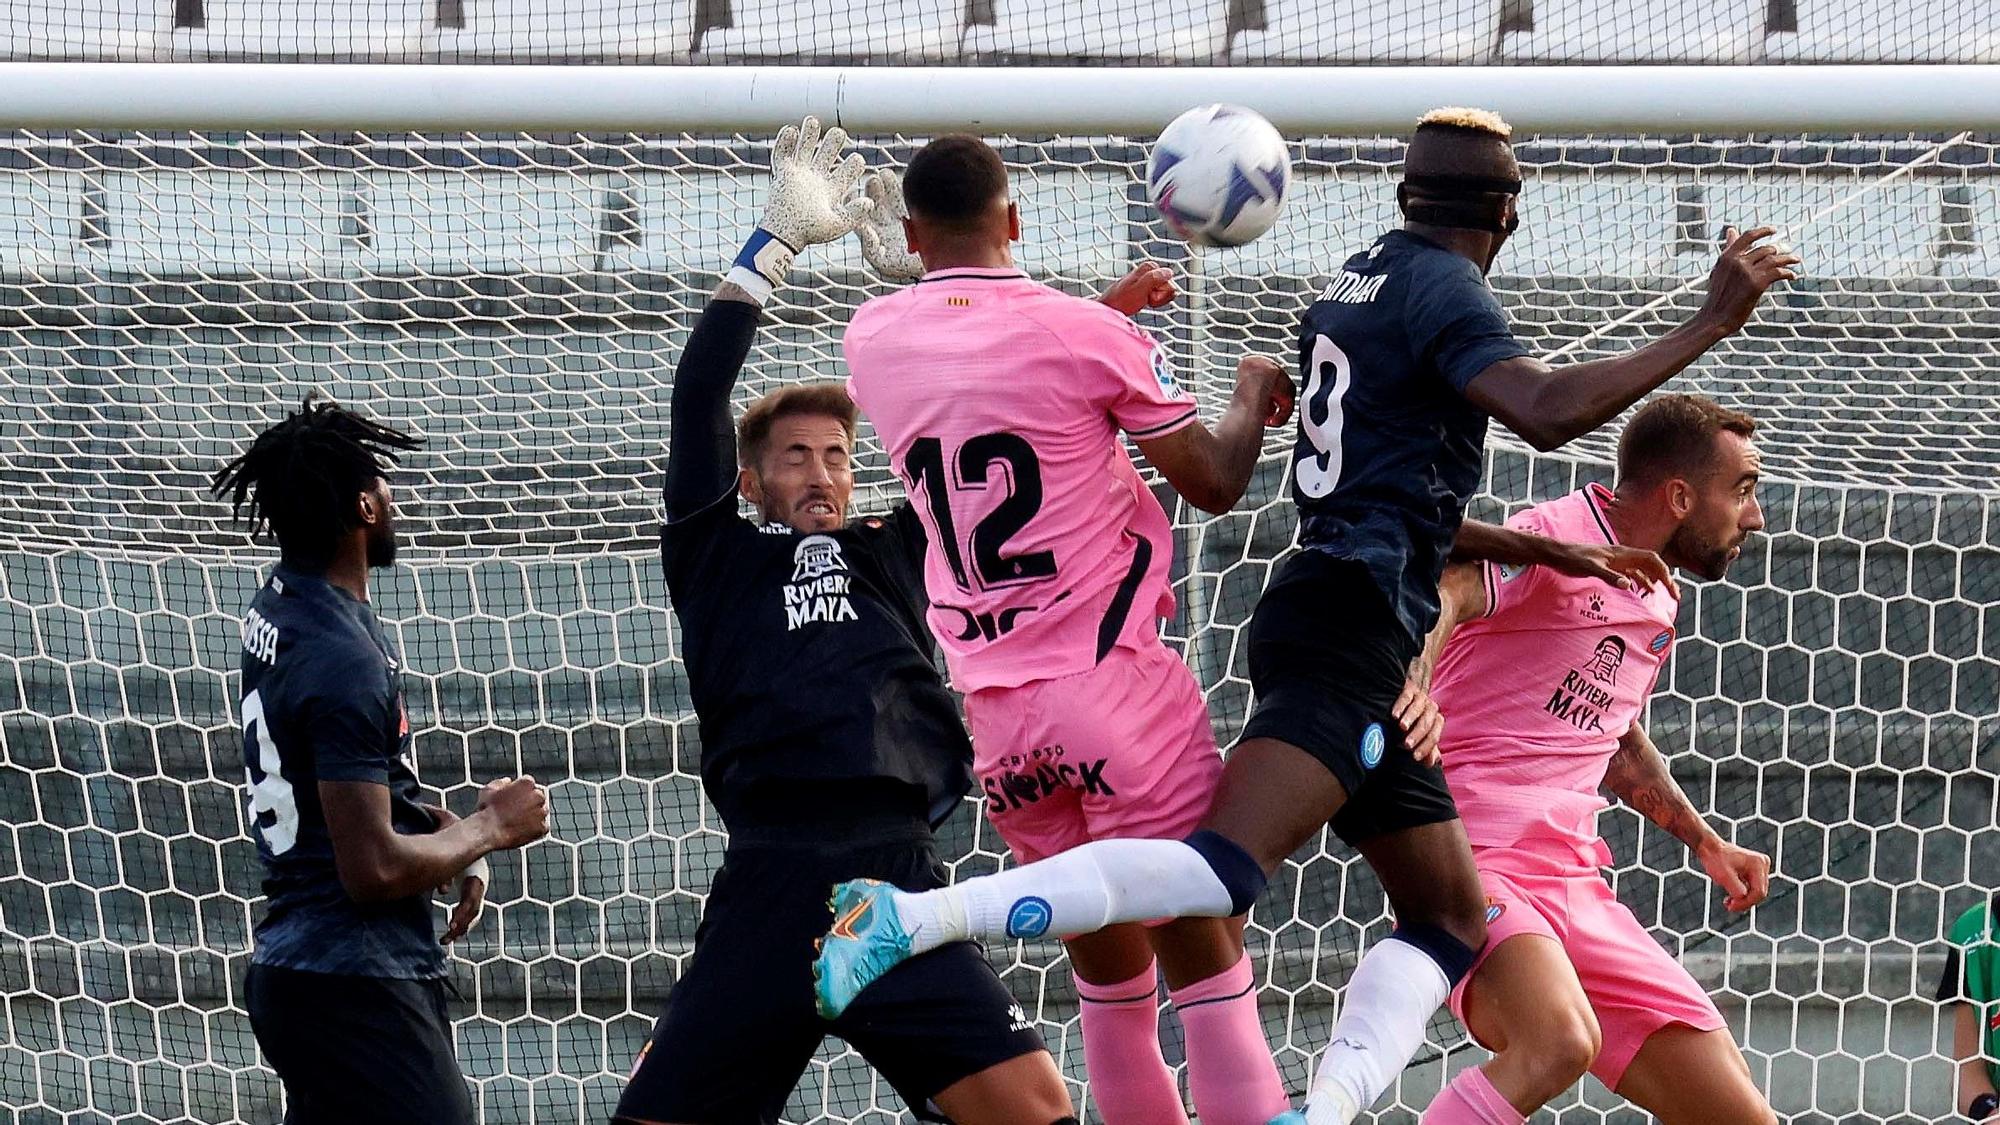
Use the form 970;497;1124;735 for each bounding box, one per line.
901;217;922;256
355;489;379;527
1665;478;1694;520
1006;201;1021;243
737;466;763;507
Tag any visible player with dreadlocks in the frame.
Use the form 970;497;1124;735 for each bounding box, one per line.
214;397;549;1125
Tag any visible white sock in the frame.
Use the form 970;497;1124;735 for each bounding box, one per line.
892;838;1234;955
1304;936;1452;1124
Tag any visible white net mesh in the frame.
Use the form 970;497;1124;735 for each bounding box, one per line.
0;129;1995;1124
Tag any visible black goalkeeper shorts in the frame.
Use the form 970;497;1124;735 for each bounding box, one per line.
614;822;1047;1125
1239;549;1460;847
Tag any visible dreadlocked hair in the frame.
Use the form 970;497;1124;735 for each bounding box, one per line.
210;395;422;564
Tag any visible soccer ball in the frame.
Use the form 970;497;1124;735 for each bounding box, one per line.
1147;104;1292;248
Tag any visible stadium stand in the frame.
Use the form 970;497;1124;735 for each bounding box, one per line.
696;0;963;62
1497;0;1771;63
0;0;1993;64
1767;0;2000;64
1228;0;1504;64
961;0;1231;62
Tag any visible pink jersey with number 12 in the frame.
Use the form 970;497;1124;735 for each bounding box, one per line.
844;267;1199;693
1431;484;1683;865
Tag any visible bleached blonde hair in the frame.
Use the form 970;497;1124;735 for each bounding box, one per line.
1416;107;1514;139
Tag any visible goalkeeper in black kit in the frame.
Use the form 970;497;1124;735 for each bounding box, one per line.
609;118;1074;1125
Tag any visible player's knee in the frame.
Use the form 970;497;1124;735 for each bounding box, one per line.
1182;829;1266;916
1510;1010;1598;1098
1388;921;1482;987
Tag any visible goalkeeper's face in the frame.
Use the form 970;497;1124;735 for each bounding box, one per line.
742;414;855;533
1667;431;1764;581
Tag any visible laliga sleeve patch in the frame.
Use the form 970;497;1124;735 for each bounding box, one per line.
1005;896;1053;939
1360;722;1386;769
1151;342;1186;399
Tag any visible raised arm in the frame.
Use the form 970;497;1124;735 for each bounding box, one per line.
662;288;762;521
1603;723;1771;912
1465;227;1800;451
667;116;873;520
1134;355;1294;515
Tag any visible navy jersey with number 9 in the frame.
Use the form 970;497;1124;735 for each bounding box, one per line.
1291;230;1531;644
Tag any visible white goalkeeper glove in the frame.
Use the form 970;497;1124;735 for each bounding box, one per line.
728;115;873;302
855;169;925;281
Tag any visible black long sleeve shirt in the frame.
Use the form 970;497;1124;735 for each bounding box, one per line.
658;299;971;835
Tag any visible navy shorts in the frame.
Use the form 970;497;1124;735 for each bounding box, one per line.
245;963;474;1125
1240;550;1460;847
614;824;1047;1124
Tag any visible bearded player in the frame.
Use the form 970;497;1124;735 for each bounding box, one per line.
827;129;1670;1125
1416;393;1776;1125
818;107;1798;1125
611;118;1075;1125
212;400;550;1123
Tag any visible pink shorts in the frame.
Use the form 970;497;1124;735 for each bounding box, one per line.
964;640;1222;865
1448;843;1727;1088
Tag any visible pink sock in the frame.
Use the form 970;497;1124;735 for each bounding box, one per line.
1422;1066;1526;1125
1167;954;1289;1125
1075;963;1189;1125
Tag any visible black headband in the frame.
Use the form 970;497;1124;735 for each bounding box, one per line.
1398;173;1523;234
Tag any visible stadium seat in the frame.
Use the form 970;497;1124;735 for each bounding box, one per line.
168;0;433;61
0;172;82;269
615;168;1123;279
432;0;696;61
1231;0;1502;64
697;0;964;62
3;0;173;60
1498;0;1768;63
90;171;351;278
1768;0;1998;63
963;0;1230;62
363;172;601;275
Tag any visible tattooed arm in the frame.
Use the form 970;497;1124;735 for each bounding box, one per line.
1605;723;1772;912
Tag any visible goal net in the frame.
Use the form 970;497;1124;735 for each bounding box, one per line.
0;125;1993;1125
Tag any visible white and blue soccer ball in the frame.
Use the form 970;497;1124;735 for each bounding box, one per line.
1147;104;1292;249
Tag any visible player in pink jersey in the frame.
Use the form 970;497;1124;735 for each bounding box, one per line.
840;135;1300;1125
1416;394;1776;1125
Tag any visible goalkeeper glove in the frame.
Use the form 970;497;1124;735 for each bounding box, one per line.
855;169;924;281
729;116;872;302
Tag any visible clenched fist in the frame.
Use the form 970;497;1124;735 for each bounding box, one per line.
1234;355;1296;428
477;775;550;850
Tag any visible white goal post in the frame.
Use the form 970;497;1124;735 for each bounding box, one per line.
0;59;1992;1125
2;62;2000;132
